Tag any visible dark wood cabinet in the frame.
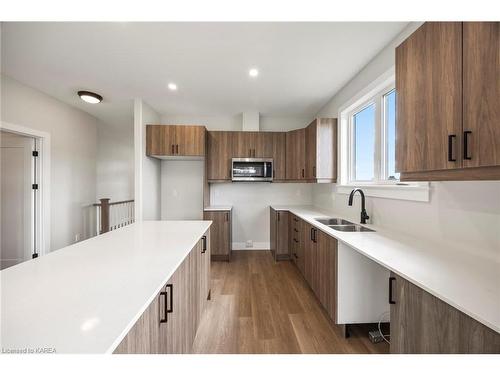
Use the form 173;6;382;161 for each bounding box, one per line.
396;22;463;175
396;22;500;181
203;210;232;261
463;22;500;169
271;132;286;180
286;128;306;180
114;232;211;354
316;230;337;323
232;131;273;158
207;131;233;181
270;208;289;261
390;272;500;353
305;118;337;182
146;125;206;158
289;214;304;274
303;223;319;295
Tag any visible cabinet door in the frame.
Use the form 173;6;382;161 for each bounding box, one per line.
463;22;500;168
316;230;337;322
174;125;206;156
390;272;500;353
276;211;289;257
286;128;306;180
232;132;256;157
271;132;286;180
207;131;233;180
270;208;277;259
204;211;231;260
254;132;273;158
303;223;318;291
396;22;463;173
305;120;317;179
199;229;211;310
146;125;176;156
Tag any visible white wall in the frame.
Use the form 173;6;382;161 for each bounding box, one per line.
313;22;500;257
96;120;134;202
1;74;98;251
134;99;161;220
161;160;204;220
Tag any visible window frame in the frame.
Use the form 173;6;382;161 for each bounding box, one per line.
337;69;429;202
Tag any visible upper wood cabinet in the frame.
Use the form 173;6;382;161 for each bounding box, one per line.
396;22;500;180
396;22;463;174
390;272;500;353
463;22;500;169
146;125;206;157
232;131;273;158
286;128;306;180
305;118;337;182
207;131;233;181
271;132;286;180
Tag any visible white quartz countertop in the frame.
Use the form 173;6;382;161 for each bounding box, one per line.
271;205;500;334
204;205;232;211
1;220;212;354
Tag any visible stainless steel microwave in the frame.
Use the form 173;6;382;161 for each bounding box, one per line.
231;158;273;182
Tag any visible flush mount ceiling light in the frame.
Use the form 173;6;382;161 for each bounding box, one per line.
249;68;259;77
168;83;178;91
77;91;103;104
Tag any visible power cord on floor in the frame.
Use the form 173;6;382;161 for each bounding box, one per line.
378;311;391;344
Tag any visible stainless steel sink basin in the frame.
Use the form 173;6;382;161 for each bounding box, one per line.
315;218;354;226
328;224;375;232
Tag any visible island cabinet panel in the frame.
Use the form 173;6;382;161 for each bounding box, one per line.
207;131;233;181
286;128;306;180
305;118;337;182
462;22;500;169
114;233;211;354
396;22;463;174
316;230;337;322
204;210;232;261
146;125;206;157
390;272;500;354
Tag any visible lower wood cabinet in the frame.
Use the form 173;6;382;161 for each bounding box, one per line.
114;230;211;354
289;214;305;274
269;208;289;261
203;210;232;261
390;272;500;354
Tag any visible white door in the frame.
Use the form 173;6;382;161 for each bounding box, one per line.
0;131;34;270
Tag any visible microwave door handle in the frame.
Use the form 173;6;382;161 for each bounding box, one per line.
263;162;267;178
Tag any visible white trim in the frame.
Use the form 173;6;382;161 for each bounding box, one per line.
1;121;51;256
336;183;430;202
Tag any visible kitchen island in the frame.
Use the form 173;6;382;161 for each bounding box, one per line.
1;220;212;354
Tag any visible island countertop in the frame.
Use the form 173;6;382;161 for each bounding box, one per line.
0;220;212;354
271;205;500;334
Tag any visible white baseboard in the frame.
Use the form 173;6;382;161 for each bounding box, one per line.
232;242;270;250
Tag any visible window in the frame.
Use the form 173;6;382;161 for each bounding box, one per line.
347;84;398;184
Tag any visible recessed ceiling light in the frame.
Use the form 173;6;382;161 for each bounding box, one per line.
249;68;259;77
168;83;178;91
77;91;103;104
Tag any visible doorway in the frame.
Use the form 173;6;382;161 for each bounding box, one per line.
1;130;40;269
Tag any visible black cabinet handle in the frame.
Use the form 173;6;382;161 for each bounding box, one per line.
313;166;316;177
166;284;173;313
159;291;168;323
448;134;456;162
277;212;280;221
293;228;298;233
464;131;472;160
294;253;298;259
313;228;317;243
310;227;314;241
293;238;299;243
302;169;305;178
171;144;174;154
176;144;179;154
225;212;229;222
389;277;396;304
201;235;207;253
273;169;275;178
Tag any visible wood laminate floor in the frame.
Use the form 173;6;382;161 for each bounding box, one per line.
192;251;389;354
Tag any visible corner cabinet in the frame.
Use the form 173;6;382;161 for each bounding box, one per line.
269;208;289;261
114;230;211;354
305;118;337;182
203;209;232;261
389;272;500;353
286;128;306;180
146;125;206;158
396;22;500;181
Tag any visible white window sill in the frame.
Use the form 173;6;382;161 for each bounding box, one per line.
336;182;430;202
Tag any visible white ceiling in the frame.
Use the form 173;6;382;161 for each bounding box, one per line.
1;22;408;125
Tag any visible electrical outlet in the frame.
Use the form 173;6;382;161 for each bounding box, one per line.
368;330;384;344
245;240;253;248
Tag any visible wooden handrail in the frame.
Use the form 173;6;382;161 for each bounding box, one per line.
94;198;134;234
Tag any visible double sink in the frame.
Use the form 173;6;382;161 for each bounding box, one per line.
315;218;375;232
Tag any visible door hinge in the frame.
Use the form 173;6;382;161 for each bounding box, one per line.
32;150;39;157
32;183;39;190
